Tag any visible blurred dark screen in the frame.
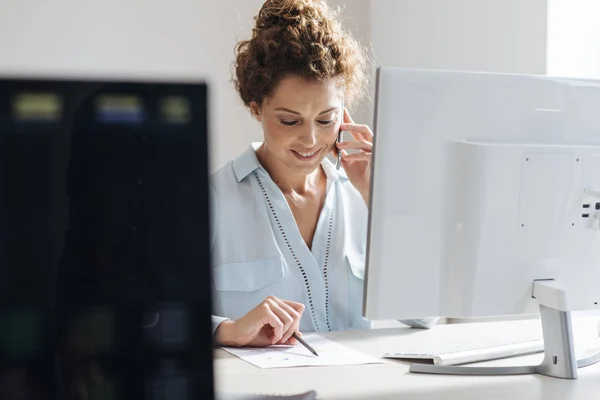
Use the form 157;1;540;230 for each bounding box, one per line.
0;78;214;400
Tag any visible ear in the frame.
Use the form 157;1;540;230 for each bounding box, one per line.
249;101;263;122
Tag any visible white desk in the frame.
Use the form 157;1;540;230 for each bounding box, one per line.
214;318;600;399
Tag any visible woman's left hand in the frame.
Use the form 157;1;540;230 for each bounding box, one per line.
335;109;373;205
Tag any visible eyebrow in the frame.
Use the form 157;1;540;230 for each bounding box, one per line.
274;107;338;116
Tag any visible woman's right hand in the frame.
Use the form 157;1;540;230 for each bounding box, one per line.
215;296;305;347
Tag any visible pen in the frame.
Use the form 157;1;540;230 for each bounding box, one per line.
292;332;319;357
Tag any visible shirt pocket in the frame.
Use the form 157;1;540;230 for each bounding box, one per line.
212;257;286;320
213;257;284;292
346;252;365;281
346;251;370;329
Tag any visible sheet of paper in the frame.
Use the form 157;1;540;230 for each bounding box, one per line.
216;390;317;400
221;335;384;369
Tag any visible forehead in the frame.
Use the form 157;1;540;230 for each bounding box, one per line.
265;75;344;108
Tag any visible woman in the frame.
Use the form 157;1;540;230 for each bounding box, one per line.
212;0;437;348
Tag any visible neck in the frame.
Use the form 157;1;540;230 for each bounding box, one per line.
256;144;324;194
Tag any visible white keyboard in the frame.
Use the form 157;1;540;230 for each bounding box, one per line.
384;335;544;366
384;316;600;366
218;392;317;400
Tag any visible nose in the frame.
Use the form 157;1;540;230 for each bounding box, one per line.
299;124;318;148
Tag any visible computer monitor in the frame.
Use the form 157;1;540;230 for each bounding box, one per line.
0;76;214;399
365;67;600;378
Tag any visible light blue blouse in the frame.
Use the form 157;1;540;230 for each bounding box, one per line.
210;144;437;334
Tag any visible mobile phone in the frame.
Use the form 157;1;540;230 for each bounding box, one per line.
336;98;344;170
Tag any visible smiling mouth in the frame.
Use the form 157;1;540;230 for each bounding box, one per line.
291;148;321;161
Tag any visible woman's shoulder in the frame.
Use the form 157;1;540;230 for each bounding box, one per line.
209;162;251;211
211;145;261;192
210;160;236;188
209;157;263;219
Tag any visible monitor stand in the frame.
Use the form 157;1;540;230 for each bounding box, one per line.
410;280;600;379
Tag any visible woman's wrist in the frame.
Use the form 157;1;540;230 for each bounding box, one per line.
215;320;241;347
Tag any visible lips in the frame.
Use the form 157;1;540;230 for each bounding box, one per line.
291;148;321;161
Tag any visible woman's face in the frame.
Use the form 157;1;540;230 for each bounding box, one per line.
251;76;344;175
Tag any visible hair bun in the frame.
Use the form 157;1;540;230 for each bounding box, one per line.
255;0;329;30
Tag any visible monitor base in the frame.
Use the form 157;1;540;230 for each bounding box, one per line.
410;280;600;379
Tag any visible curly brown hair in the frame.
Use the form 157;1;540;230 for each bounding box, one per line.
233;0;368;111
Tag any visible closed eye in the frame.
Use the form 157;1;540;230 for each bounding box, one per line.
280;120;299;127
317;119;335;126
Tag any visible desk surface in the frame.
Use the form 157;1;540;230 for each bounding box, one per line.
215;318;600;400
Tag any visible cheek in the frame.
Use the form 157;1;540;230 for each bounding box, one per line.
325;126;339;142
263;120;290;146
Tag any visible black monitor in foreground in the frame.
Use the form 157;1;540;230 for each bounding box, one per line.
0;76;214;400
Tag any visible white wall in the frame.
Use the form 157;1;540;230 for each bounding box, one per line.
370;0;548;74
336;0;550;126
0;0;264;172
547;0;600;79
3;0;591;169
328;0;373;127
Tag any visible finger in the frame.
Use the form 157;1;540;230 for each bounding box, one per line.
272;300;300;343
342;152;371;163
339;149;349;166
343;108;354;124
340;123;373;142
285;329;302;345
337;139;372;152
274;301;302;344
274;298;300;322
283;300;305;314
260;303;284;344
266;298;294;343
283;335;300;345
